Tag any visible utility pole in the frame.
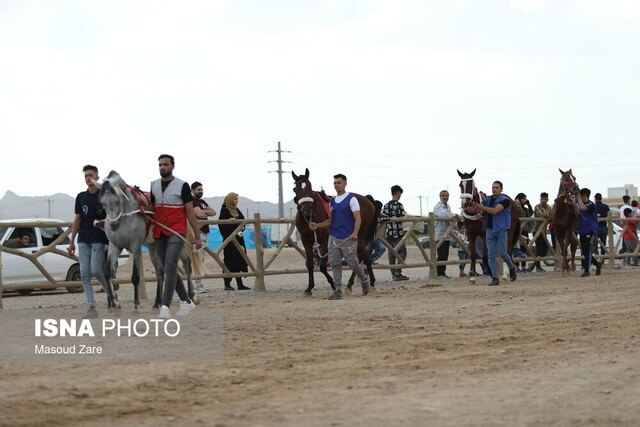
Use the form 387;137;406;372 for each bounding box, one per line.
268;141;291;218
45;198;54;218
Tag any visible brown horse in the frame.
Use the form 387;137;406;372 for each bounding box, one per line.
457;169;521;279
552;168;579;273
292;169;377;295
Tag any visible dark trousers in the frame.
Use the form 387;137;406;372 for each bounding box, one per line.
533;233;550;268
155;234;190;307
437;240;450;276
387;236;407;277
579;232;600;271
597;226;608;255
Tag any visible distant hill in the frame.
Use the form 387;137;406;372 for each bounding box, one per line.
0;191;298;221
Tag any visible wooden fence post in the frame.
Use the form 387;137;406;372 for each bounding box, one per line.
138;252;147;299
253;213;266;291
428;213;437;279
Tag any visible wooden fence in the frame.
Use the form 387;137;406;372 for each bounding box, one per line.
1;213;638;309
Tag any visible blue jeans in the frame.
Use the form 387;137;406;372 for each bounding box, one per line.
78;242;109;308
485;229;515;279
370;240;386;262
155;233;189;307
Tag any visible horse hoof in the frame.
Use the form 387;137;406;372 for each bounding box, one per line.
344;287;352;295
192;295;201;305
469;277;477;284
304;286;315;294
304;290;313;297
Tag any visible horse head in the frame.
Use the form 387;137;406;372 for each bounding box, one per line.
457;168;477;210
291;168;315;220
99;170;130;229
558;168;579;198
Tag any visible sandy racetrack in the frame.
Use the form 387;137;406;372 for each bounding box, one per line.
1;247;639;426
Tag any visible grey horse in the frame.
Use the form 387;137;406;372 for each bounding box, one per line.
96;171;197;310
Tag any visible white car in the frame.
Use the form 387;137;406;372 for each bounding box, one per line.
0;219;127;295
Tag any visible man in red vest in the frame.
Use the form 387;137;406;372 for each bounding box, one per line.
151;154;202;318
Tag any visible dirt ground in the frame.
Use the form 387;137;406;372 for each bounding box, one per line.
1;247;639;426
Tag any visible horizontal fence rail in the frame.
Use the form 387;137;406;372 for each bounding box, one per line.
1;212;638;308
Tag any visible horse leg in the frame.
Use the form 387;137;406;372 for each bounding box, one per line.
181;251;198;304
131;250;141;310
318;252;335;290
569;234;578;271
104;245;120;310
304;254;315;295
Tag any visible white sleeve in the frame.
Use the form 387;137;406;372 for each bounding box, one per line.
349;197;360;212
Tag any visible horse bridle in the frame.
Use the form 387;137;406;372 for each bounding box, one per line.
459;178;483;221
559;176;579;199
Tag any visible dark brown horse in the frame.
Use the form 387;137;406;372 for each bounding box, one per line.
457;169;521;280
292;169;378;295
552;168;579;273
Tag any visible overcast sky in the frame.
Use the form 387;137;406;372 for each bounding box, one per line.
1;0;638;216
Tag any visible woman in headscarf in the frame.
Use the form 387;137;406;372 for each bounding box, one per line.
218;192;250;290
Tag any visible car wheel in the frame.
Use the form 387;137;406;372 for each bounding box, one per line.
66;264;84;293
18;289;34;295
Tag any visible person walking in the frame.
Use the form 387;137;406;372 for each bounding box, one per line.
309;174;369;300
218;192;251;291
434;190;461;279
191;181;216;293
473;181;517;286
530;192;553;272
68;165;111;319
621;208;638;266
576;188;602;277
514;193;534;272
382;185;408;281
594;193;610;255
151;154;202;318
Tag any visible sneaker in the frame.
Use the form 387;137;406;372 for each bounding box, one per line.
437;275;452;280
393;274;409;281
489;278;499;286
361;280;370;296
176;300;196;316
328;290;343;300
159;305;171;319
596;263;602;276
509;267;517;282
535;267;545;273
237;284;252;290
224;285;236;291
195;285;210;293
581;270;590;277
459;273;469;278
82;308;98;319
96;288;105;293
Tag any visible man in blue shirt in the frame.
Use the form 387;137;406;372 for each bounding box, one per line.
68;165;111;318
473;181;517;286
309;174;369;300
577;188;602;277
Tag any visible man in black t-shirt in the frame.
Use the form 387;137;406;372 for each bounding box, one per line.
68;165;111;318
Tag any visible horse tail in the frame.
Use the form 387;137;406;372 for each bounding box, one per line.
512;218;521;251
186;225;204;278
365;198;382;247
